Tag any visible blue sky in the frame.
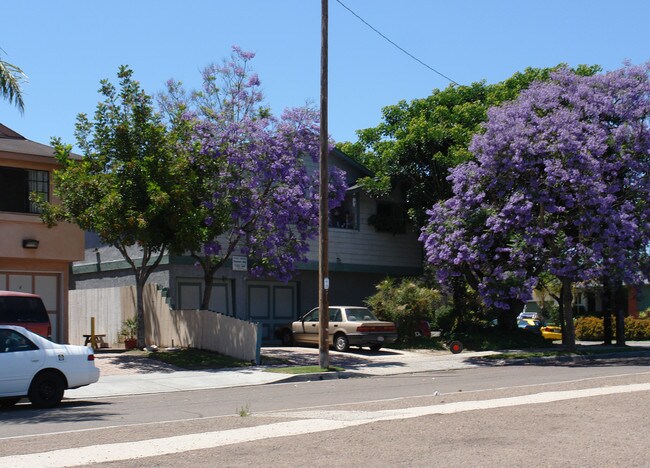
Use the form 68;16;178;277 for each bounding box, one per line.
2;0;649;150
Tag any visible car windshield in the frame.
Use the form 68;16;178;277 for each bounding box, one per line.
344;308;378;322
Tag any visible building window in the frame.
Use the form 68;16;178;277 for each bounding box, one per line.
0;167;49;214
368;201;407;234
330;190;359;230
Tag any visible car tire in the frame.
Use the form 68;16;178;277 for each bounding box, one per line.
0;397;21;408
28;371;65;408
333;333;349;352
281;329;293;346
369;344;382;352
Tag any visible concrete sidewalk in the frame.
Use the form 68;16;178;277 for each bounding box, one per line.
65;347;490;400
65;343;650;400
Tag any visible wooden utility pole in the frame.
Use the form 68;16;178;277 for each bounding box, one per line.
318;0;330;369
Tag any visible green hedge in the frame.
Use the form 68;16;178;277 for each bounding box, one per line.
575;316;650;341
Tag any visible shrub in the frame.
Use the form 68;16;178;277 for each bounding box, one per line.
575;316;650;341
574;316;603;341
366;278;445;340
625;318;650;340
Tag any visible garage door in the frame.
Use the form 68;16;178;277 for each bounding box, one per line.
248;282;297;342
0;272;60;341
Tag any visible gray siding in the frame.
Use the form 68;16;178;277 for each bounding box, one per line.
306;192;422;269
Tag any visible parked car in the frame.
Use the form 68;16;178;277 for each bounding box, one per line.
517;312;542;321
0;325;100;408
540;324;562;340
277;306;398;352
517;318;542;333
0;291;51;339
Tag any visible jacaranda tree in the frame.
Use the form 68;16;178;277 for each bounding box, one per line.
160;46;347;309
420;63;650;347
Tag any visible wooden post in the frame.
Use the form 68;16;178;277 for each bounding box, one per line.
90;316;96;349
318;0;330;369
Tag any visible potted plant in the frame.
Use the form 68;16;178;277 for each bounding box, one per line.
119;317;138;350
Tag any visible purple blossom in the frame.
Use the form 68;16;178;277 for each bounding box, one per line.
162;46;348;282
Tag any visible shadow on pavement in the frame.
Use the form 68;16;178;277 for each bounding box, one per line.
464;353;650;368
96;353;182;374
0;400;116;424
261;346;409;370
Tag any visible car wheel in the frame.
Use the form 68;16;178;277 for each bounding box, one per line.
369;344;382;352
28;371;65;408
0;397;21;408
281;329;293;346
333;333;349;352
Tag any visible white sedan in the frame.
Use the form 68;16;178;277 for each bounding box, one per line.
0;325;100;408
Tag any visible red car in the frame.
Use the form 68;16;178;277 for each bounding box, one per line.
0;291;52;339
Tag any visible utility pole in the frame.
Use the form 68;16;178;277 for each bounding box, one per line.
318;0;330;369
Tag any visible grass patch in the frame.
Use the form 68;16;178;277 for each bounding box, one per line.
265;365;344;374
146;348;253;370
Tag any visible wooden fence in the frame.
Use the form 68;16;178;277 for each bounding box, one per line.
68;284;260;363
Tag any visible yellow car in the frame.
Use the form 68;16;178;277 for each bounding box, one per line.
540;324;562;340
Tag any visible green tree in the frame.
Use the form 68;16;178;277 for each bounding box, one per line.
0;48;27;113
39;66;192;348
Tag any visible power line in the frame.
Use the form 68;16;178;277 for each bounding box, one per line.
335;0;460;86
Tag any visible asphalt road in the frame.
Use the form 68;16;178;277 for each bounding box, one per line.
1;355;649;466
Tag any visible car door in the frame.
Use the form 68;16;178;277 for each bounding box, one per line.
328;307;343;340
292;308;319;344
0;329;44;396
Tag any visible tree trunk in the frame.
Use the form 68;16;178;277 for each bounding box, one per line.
499;298;523;331
200;265;218;311
451;278;465;331
614;283;626;346
191;253;225;311
560;277;576;349
601;279;613;345
135;276;146;349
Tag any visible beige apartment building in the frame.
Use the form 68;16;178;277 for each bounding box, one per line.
0;124;84;342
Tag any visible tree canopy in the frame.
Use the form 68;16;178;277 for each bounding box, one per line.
339;64;601;227
420;63;650;346
41;66;191;347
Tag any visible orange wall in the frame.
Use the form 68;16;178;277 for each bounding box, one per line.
0;212;84;261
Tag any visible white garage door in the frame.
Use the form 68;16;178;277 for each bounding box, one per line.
0;272;61;341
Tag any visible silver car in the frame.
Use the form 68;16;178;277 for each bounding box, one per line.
278;306;398;352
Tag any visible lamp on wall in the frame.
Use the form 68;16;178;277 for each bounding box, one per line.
22;239;39;249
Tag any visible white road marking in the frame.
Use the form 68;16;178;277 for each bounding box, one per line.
3;382;649;467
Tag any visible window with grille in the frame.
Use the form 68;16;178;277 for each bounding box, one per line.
0;166;49;214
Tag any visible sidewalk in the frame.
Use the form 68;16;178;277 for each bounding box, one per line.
65;343;650;400
65;347;490;399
